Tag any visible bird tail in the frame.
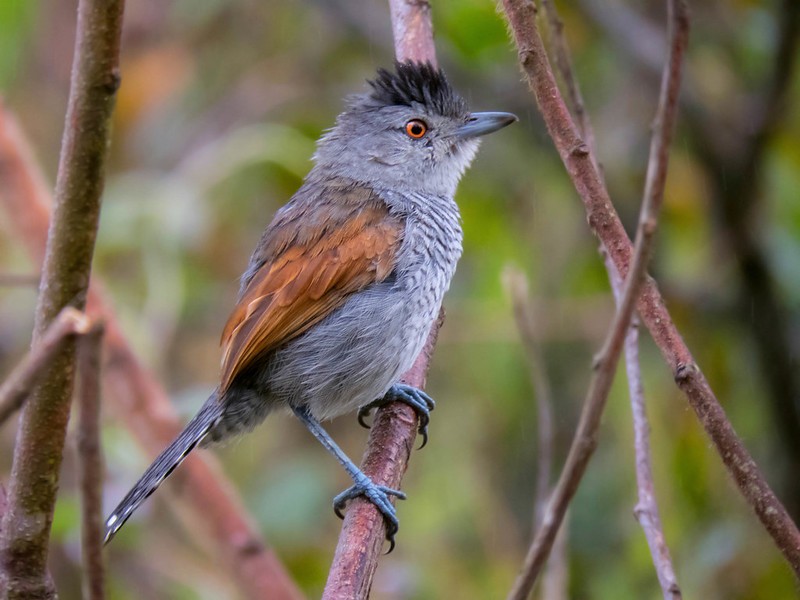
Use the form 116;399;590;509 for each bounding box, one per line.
104;396;223;544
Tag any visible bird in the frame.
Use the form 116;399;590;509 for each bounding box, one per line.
104;61;516;548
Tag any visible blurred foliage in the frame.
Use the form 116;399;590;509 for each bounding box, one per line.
1;0;799;598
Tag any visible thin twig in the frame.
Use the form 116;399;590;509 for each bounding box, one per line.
322;2;442;597
503;0;800;579
76;322;106;600
504;0;689;596
0;102;303;600
0;0;124;594
606;255;681;600
0;308;92;426
503;267;554;529
539;0;598;168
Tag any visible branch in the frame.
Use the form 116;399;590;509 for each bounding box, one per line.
539;0;598;167
503;0;800;581
0;0;124;595
0;308;92;427
606;255;681;600
505;1;689;597
322;3;441;597
76;322;106;600
0;86;303;600
389;0;437;66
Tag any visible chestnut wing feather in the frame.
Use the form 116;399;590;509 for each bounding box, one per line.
219;192;402;391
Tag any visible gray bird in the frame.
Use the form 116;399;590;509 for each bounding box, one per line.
104;62;516;547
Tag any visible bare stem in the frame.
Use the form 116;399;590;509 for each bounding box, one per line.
322;3;441;597
0;62;303;600
504;0;800;581
504;0;690;597
0;1;124;594
0;308;92;427
389;0;437;66
76;323;106;600
539;0;598;168
606;255;681;600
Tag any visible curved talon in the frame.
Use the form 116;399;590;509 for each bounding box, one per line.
358;384;436;448
332;480;406;550
357;405;374;429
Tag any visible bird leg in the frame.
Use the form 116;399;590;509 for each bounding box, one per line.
358;383;436;448
291;404;406;550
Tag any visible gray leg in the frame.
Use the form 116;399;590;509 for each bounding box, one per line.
291;404;406;550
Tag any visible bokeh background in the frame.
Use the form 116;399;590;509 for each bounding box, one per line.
2;0;800;598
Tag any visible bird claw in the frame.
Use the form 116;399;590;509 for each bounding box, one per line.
332;478;406;552
357;384;436;448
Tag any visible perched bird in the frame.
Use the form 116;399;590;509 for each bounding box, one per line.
104;62;516;546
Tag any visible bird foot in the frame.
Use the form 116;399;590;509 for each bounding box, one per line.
358;384;436;448
333;474;406;552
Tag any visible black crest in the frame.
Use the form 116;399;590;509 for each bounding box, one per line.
367;62;468;118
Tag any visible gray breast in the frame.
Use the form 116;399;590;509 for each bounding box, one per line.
249;191;463;422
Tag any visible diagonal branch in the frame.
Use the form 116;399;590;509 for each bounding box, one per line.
0;1;124;596
505;0;689;596
324;5;440;594
0;308;92;427
502;0;800;580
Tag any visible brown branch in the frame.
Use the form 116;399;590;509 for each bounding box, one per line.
505;1;689;597
539;0;598;167
76;322;106;600
584;0;800;522
322;3;441;597
0;77;303;600
0;0;124;595
503;267;554;529
324;312;444;599
503;0;800;581
0;308;92;427
606;255;681;600
388;0;437;67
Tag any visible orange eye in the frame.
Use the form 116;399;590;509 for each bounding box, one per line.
405;119;427;139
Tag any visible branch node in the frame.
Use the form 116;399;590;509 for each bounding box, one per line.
569;141;590;157
673;362;698;383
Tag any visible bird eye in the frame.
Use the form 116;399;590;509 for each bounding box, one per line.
405;119;427;139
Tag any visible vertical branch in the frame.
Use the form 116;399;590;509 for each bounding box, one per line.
389;0;437;66
322;3;440;598
0;103;304;600
76;323;106;600
0;0;124;596
606;256;681;600
504;0;689;597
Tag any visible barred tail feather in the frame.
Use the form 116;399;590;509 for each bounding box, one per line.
104;398;223;544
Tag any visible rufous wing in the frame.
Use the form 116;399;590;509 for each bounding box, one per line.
219;189;403;392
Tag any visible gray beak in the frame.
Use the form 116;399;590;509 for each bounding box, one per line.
455;112;518;139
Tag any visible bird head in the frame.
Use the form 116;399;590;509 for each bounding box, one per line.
313;62;517;198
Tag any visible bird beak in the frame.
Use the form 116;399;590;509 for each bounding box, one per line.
455;112;518;139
